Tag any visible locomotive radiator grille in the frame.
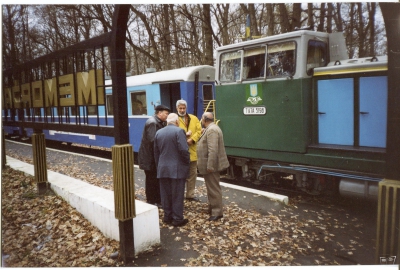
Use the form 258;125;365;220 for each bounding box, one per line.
375;179;400;264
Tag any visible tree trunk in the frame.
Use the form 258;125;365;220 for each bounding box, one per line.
169;5;181;67
327;3;333;33
162;4;171;70
368;2;376;56
248;4;260;37
292;3;301;30
202;4;214;66
334;3;343;32
357;3;366;57
307;3;314;30
317;3;326;32
279;3;290;33
348;3;356;58
266;4;274;36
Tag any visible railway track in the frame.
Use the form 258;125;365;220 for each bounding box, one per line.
4;136;321;200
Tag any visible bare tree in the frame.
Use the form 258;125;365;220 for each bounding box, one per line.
266;3;275;36
307;3;315;30
202;4;214;66
367;2;377;56
292;3;302;30
213;4;230;46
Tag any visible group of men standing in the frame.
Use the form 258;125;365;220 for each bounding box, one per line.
138;100;229;227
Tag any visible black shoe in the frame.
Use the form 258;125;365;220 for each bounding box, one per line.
186;197;200;202
208;215;223;221
163;220;173;225
172;219;189;227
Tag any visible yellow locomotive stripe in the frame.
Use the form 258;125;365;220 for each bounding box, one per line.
314;65;387;76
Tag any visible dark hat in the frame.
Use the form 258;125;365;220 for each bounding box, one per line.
155;104;170;112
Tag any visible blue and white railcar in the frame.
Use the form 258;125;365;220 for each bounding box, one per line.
25;65;215;151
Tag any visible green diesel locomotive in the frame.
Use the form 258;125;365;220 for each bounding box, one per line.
214;30;387;199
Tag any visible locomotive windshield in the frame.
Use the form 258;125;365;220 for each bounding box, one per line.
219;41;296;82
266;41;296;78
219;51;242;82
243;47;265;80
306;40;328;75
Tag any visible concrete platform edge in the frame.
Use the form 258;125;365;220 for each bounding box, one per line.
5;156;161;255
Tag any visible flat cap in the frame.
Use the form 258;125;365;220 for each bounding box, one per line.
155;104;170;111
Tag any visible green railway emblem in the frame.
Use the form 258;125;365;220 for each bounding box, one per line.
246;83;263;105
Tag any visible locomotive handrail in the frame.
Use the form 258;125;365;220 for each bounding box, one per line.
204;100;219;125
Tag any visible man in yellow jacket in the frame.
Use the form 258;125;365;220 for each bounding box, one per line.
176;99;202;201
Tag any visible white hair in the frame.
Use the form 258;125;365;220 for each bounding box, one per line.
166;113;179;124
176;99;187;107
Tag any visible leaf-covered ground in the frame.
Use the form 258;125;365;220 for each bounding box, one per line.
3;143;377;266
1;167;121;267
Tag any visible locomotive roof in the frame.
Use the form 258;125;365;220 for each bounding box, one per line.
105;65;215;88
314;55;387;76
216;30;329;52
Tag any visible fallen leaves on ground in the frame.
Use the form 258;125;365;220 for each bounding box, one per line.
4;146;373;266
1;167;121;267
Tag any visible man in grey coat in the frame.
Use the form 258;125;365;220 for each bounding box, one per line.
197;112;230;221
154;113;190;227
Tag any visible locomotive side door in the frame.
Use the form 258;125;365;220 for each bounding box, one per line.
317;78;354;145
359;76;388;148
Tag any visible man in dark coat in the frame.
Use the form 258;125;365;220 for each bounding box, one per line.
138;104;170;206
154;113;190;227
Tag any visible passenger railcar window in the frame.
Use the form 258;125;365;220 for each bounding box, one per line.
243;47;266;80
106;95;113;116
131;92;147;115
306;40;328;75
219;51;242;83
266;41;296;78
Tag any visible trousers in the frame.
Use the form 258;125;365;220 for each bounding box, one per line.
203;171;223;216
185;161;197;198
145;170;161;204
159;178;186;222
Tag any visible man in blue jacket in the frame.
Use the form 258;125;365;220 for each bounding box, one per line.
154;113;190;227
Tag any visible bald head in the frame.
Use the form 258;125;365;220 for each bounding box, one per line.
167;113;179;126
201;112;214;128
202;112;214;122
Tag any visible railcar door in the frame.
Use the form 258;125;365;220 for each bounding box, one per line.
359;76;388;147
160;83;180;112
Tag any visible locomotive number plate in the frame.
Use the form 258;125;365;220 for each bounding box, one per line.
243;106;266;115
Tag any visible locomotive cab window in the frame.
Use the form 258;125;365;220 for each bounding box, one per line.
243;47;266;80
306;40;328;75
266;41;296;78
219;51;242;83
131;91;147;115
